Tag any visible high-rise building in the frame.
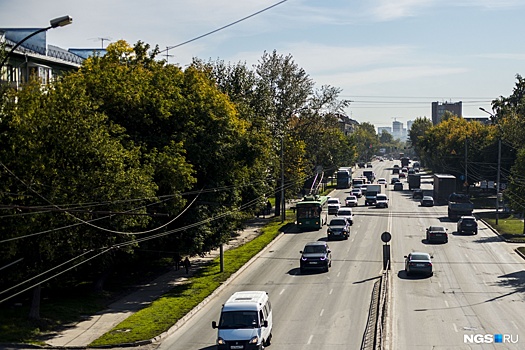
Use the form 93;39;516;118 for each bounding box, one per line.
432;101;462;125
392;120;403;140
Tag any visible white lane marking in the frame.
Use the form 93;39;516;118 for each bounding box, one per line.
337;271;341;277
512;320;518;329
320;309;324;317
280;289;285;295
444;300;449;308
307;334;314;344
329;288;333;295
453;323;458;332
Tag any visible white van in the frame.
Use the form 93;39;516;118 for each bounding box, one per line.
212;291;273;349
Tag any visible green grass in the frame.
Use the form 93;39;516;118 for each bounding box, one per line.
477;212;525;243
90;212;294;346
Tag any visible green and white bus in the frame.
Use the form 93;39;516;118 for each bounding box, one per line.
296;194;329;231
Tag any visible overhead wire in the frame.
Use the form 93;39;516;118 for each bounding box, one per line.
160;0;289;52
0;171;316;304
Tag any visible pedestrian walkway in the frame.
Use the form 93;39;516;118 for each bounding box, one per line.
42;217;273;348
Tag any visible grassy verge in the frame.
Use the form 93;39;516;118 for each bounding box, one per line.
90;212;294;347
477;211;525;243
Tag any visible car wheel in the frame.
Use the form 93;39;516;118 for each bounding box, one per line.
264;334;272;346
405;269;411;276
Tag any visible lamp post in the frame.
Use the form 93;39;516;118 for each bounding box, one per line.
0;15;73;71
479;107;501;225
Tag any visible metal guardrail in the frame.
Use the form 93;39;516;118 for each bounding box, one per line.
360;264;390;350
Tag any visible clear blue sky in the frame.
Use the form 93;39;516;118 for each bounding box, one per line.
1;0;524;128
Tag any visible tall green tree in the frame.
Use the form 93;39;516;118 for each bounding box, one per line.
408;117;433;162
352;122;378;162
0;77;158;319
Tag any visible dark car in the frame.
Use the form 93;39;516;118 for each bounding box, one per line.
421;196;434;207
300;242;332;273
426;226;448;243
404;252;433;277
412;189;423;199
457;216;478;235
393;182;403;191
327;217;350;240
375;194;389;208
391;177;400;185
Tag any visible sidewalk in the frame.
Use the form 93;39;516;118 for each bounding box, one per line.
41;216;274;348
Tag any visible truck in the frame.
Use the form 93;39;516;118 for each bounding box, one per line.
401;157;410;168
433;174;456;204
365;184;382;206
448;193;474;221
336;167;352;189
362;170;376;183
408;174;421;190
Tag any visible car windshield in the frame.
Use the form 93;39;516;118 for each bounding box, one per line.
303;245;327;254
346;196;356;200
429;226;445;232
218;311;259;329
410;254;429;261
328;199;339;204
330;219;347;226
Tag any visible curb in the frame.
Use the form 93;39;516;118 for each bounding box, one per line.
148;229;287;346
477;215;525;261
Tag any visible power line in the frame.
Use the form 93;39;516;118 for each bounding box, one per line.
160;0;289;53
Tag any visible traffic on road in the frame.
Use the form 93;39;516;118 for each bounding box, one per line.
156;159;523;350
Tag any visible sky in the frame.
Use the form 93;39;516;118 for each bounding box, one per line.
1;0;525;128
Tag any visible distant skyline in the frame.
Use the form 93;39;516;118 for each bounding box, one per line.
1;0;524;127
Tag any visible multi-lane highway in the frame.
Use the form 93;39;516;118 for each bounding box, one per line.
155;160;525;350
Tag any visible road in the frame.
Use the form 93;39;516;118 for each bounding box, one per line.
385;162;525;349
154;160;525;350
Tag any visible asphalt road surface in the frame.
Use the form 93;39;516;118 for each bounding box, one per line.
153;160;525;350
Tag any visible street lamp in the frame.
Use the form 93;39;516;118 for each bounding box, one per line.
0;15;73;71
479;107;502;225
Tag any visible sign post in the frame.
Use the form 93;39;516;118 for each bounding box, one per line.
381;231;391;270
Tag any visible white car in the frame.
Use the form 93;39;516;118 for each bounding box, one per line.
327;198;341;214
336;207;354;225
345;195;358;207
377;178;387;187
351;188;362;198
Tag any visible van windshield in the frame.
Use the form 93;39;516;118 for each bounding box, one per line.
218;311;259;329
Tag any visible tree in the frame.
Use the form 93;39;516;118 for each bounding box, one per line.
408;117;433;162
0;77;158;319
253;50;314;217
491;75;525;218
352;122;378;162
419;117;497;187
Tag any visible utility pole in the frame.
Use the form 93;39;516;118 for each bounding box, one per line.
280;136;285;223
496;139;501;225
465;137;468;192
